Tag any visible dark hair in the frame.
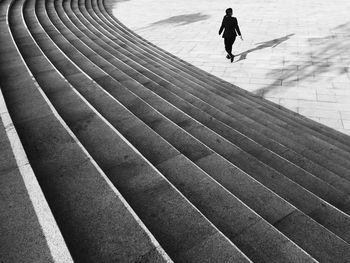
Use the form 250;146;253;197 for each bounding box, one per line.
225;8;232;15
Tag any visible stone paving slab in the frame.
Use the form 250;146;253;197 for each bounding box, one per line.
112;0;350;135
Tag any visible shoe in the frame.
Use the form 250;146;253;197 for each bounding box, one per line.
230;55;235;63
226;54;231;59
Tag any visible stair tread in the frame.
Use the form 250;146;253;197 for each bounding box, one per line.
100;0;350;151
46;0;350;245
0;92;71;263
17;3;251;260
1;1;171;262
2;0;350;261
29;3;309;261
67;0;350;188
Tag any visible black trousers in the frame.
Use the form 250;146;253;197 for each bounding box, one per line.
224;36;236;55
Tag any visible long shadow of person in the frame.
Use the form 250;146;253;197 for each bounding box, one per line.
151;13;211;26
136;13;211;31
235;34;294;61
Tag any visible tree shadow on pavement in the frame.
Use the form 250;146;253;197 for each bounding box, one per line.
236;34;295;62
254;22;350;97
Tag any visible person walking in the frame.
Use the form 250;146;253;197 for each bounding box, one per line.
219;8;243;62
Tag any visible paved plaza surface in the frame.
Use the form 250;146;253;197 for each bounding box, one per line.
113;0;350;135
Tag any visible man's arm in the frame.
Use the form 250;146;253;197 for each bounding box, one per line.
235;18;243;40
235;18;242;36
218;17;225;35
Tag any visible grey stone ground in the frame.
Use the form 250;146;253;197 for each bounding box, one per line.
113;0;350;135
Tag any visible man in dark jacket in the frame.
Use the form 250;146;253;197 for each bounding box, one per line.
219;8;243;62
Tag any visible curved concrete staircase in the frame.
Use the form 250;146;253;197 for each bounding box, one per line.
1;0;350;262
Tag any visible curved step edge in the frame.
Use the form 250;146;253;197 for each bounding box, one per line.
15;2;252;261
0;1;72;261
99;0;350;150
3;0;173;261
0;89;73;263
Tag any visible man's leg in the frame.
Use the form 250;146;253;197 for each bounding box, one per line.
224;38;232;56
229;37;237;62
230;37;237;55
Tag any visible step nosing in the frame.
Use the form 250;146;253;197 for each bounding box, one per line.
41;11;350;178
3;0;350;261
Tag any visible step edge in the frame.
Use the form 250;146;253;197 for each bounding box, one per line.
0;88;73;263
21;6;249;259
15;3;174;260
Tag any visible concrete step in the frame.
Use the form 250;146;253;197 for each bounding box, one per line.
15;1;252;262
36;0;350;261
85;0;350;194
0;86;72;263
59;0;350;215
0;2;72;262
26;6;321;263
75;12;350;183
2;0;350;261
60;0;350;228
2;1;172;262
105;84;350;256
99;0;350;153
30;3;309;262
71;3;348;210
74;0;350;189
91;0;350;171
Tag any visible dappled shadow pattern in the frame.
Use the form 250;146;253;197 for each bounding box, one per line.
150;13;210;27
255;22;350;97
236;34;295;62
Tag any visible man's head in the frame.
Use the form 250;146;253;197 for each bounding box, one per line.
225;8;233;16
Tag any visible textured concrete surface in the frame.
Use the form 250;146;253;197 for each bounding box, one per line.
0;113;55;263
0;94;73;263
113;0;350;135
